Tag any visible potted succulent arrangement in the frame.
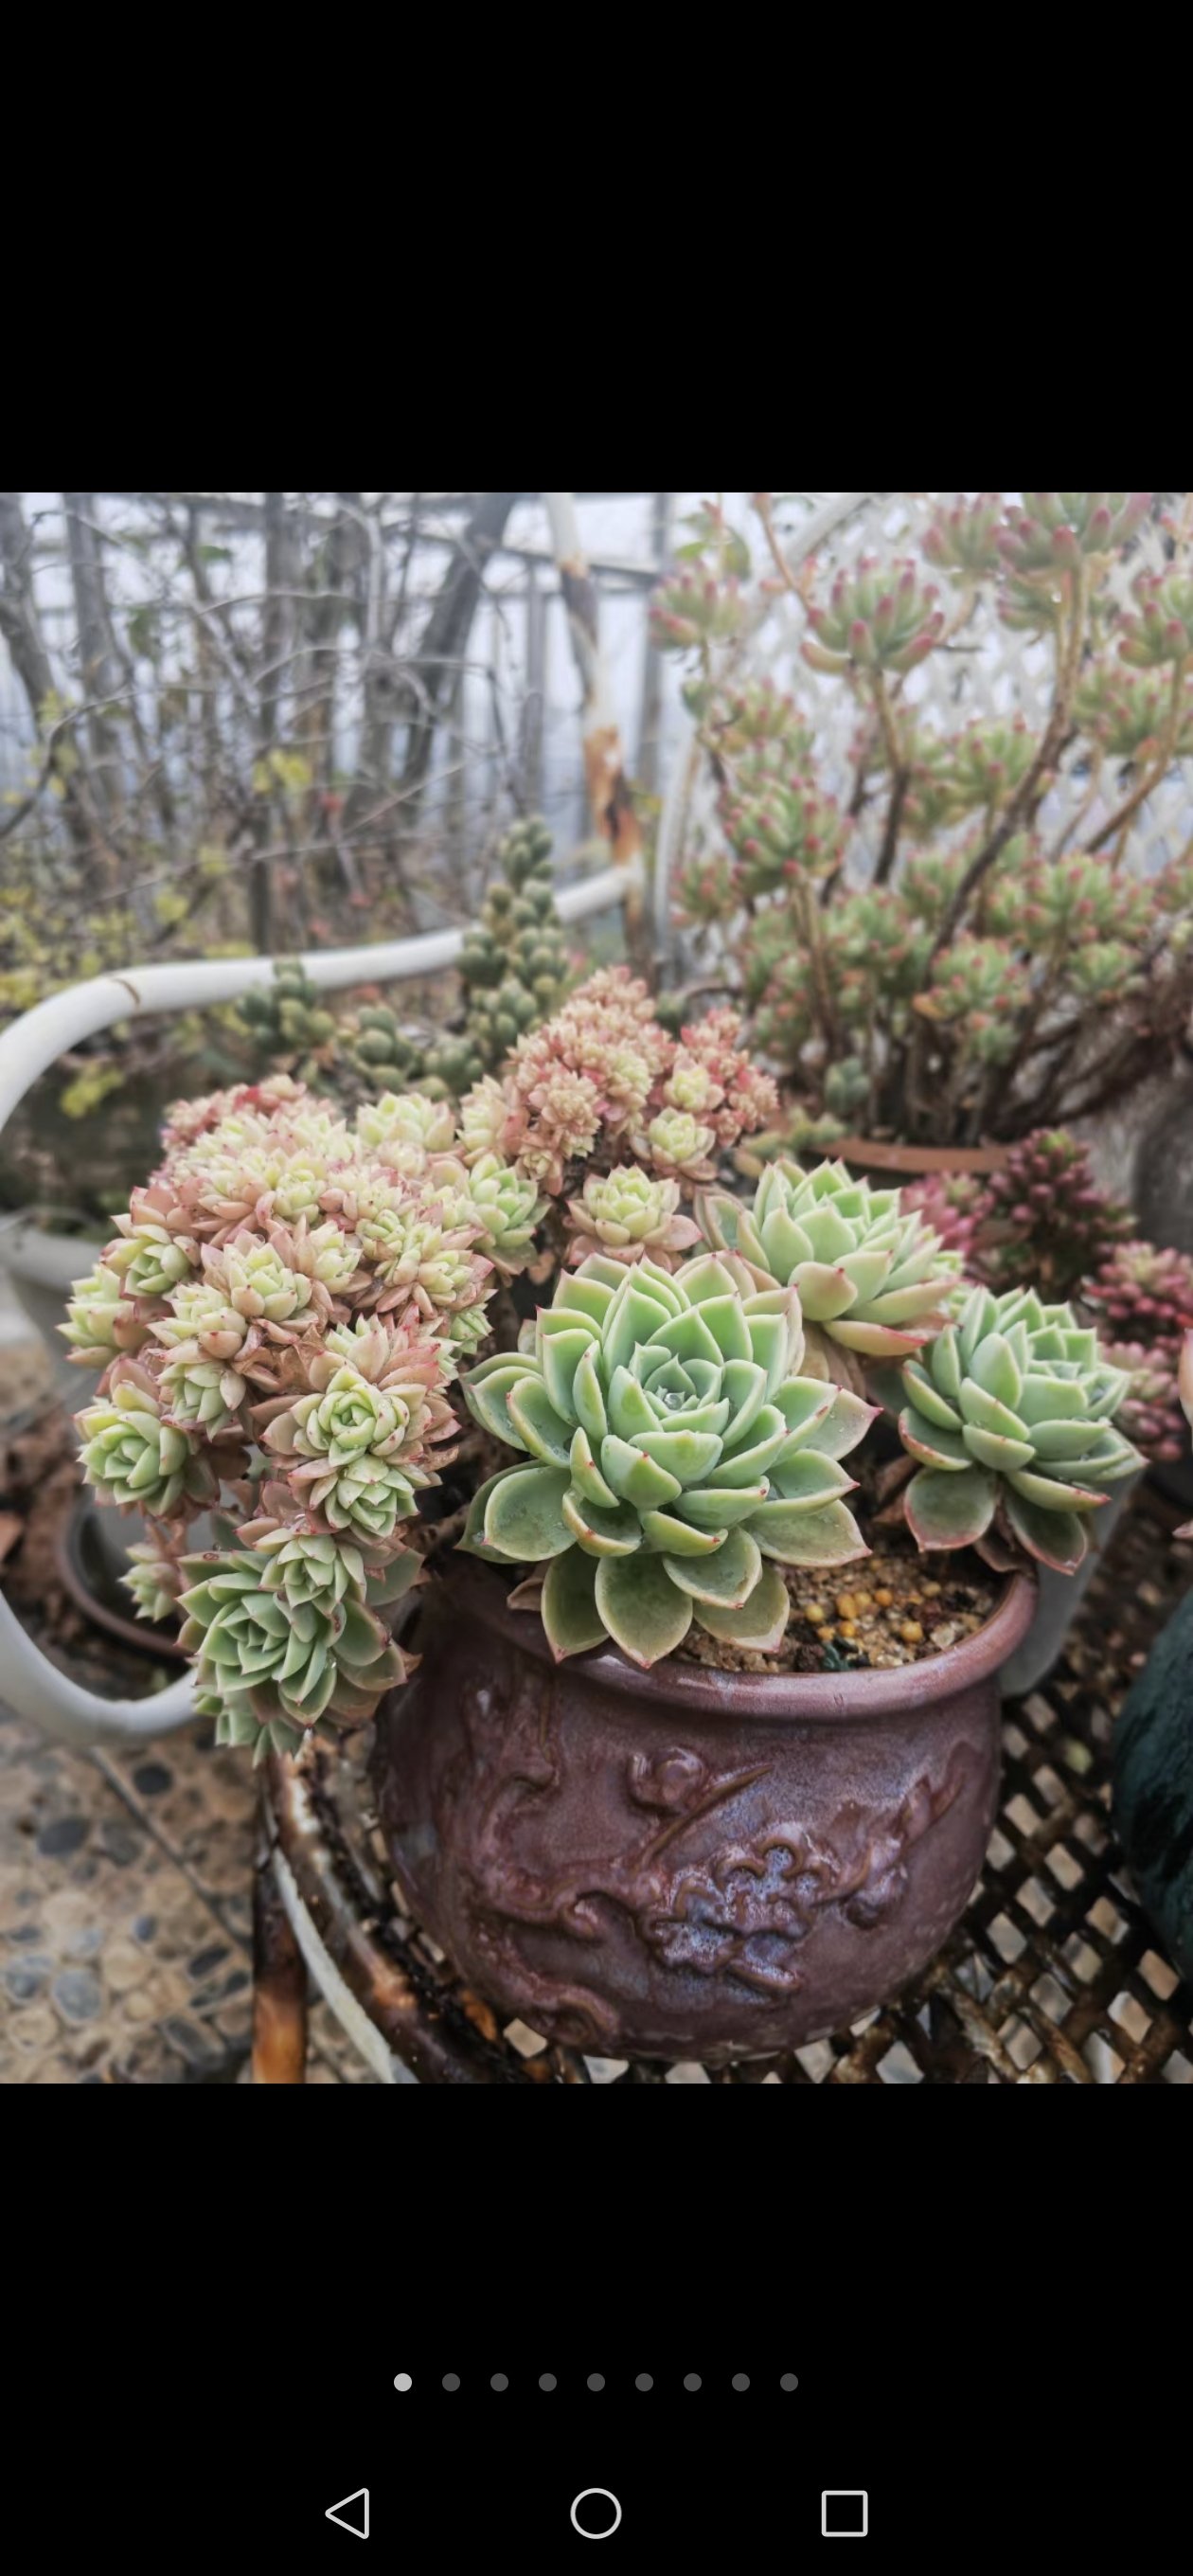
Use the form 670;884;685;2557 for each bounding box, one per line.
62;963;1145;2064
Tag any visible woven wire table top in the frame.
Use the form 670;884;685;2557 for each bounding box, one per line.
262;1490;1193;2085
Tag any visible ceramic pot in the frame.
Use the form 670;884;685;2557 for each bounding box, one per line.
375;1559;1035;2065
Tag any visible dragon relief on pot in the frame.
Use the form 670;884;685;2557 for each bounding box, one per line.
431;1692;981;2019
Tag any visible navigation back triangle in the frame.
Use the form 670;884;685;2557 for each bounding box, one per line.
325;2487;369;2537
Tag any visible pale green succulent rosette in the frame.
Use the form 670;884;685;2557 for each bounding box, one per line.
459;1251;872;1668
178;1536;418;1762
60;1261;148;1364
456;1152;547;1276
697;1158;960;1378
177;1535;412;1762
898;1285;1143;1575
78;1360;218;1516
261;1363;425;1544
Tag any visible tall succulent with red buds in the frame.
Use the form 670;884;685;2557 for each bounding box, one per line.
802;558;945;676
999;494;1152;576
705;679;813;761
1074;662;1193;758
921;494;1004;579
719;755;846;893
650;566;746;654
1117;568;1193;668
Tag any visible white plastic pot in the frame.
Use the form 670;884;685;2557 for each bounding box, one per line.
999;1476;1140;1699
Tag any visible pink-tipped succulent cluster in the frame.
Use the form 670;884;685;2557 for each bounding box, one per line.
1082;1239;1193;1348
469;969;777;1208
62;1078;551;1759
801;559;945;677
966;1131;1134;1300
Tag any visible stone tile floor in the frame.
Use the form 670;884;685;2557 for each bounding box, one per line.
0;1694;374;2082
0;1351;374;2083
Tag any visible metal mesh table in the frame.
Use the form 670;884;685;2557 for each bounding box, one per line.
253;1491;1193;2084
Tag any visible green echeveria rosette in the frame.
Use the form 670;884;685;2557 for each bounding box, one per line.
459;1251;873;1669
565;1164;703;1267
60;1261;148;1365
77;1360;219;1517
261;1363;425;1545
697;1159;960;1384
458;1153;547;1276
178;1541;416;1762
897;1286;1143;1575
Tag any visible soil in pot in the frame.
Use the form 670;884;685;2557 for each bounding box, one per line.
374;1551;1033;2067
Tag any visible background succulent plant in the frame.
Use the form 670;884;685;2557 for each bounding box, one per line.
1099;1341;1191;1465
654;492;1193;1151
460;1251;872;1666
1082;1239;1193;1348
233;959;341;1091
965;1130;1134;1299
897;1286;1142;1573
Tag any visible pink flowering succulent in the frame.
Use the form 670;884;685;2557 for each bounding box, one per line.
479;971;775;1199
564;1166;702;1268
63;1078;514;1761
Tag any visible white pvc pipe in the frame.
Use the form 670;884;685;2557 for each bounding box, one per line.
0;863;637;1134
0;860;638;1746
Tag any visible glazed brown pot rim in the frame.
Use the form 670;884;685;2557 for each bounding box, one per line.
436;1555;1037;1723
